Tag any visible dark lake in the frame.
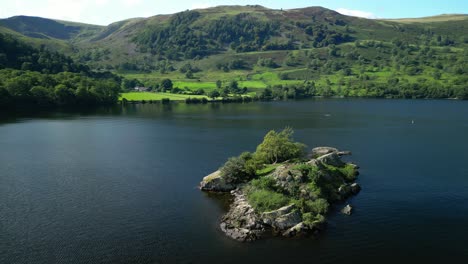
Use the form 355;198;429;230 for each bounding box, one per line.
2;99;468;263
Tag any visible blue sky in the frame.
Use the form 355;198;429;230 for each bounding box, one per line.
1;0;467;25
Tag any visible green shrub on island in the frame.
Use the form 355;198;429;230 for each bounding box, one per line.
339;164;359;182
219;128;306;184
249;176;278;191
244;164;333;215
245;189;291;212
302;212;326;226
240;160;355;228
295;198;329;215
255;164;280;177
220;152;261;184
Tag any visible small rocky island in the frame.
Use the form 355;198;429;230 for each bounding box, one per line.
200;128;361;242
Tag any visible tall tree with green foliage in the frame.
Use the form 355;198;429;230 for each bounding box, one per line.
228;80;239;94
160;78;173;91
216;80;222;89
255;127;306;164
208;90;220;99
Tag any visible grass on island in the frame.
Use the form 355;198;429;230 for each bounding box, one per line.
255;164;281;177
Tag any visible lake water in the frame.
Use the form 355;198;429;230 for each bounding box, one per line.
1;99;468;263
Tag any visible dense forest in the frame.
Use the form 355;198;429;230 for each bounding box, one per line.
0;33;122;108
132;9;352;61
134;11;286;59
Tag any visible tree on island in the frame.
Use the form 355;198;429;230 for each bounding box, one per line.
255;127;306;164
220;152;258;184
219;128;307;183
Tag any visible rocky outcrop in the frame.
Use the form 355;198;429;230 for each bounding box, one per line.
222;200;310;241
338;182;361;199
311;146;352;158
316;152;345;167
282;222;310;237
348;163;360;169
350;183;361;193
220;190;265;242
311;146;338;158
341;204;353;215
262;204;302;230
270;166;305;195
200;170;236;192
275;210;302;230
261;204;295;223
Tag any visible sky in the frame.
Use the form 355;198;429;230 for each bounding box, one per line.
0;0;467;25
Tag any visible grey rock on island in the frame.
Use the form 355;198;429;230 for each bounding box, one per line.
200;170;235;192
341;204;353;215
199;129;361;242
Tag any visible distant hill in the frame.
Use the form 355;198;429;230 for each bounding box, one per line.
384;14;468;23
1;5;467;100
0;6;467;68
0;15;103;40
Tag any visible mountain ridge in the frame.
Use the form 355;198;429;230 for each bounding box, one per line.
1;6;466;44
2;6;466;28
1;5;467;102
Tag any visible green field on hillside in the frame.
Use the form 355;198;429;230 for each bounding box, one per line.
119;92;209;101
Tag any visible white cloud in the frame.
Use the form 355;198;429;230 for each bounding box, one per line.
336;8;377;19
